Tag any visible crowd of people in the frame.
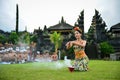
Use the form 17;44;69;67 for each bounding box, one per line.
0;50;28;64
0;46;58;64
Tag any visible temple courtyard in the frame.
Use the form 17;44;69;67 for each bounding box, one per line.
0;60;120;80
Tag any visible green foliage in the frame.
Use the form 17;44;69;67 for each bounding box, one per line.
18;32;30;45
0;34;6;43
100;42;115;54
9;32;18;44
50;31;63;53
30;34;38;43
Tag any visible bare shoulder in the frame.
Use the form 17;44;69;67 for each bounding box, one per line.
83;40;86;42
82;40;87;43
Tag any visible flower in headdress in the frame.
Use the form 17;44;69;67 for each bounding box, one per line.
73;27;80;31
73;26;82;33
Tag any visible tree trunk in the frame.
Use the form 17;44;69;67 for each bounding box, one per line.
55;48;58;54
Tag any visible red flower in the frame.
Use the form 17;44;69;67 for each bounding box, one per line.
73;27;82;33
74;27;80;31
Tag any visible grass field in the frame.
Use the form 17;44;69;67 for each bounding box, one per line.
0;60;120;80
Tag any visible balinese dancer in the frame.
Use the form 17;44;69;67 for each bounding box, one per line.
66;26;89;71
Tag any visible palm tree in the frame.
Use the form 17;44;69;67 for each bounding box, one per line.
50;31;63;54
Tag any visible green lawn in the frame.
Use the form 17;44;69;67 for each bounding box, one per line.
0;60;120;80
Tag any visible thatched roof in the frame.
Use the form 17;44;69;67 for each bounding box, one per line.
48;17;73;31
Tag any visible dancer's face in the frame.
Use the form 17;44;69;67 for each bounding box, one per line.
74;31;81;39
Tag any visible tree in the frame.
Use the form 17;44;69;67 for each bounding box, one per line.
0;34;6;44
18;32;30;45
50;31;63;54
24;32;30;45
100;41;115;58
30;34;38;43
9;32;18;44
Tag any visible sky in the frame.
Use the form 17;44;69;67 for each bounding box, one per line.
0;0;120;33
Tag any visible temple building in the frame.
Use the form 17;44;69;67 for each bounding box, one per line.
87;9;108;44
109;23;120;52
110;23;120;38
34;17;74;53
47;16;74;43
31;10;120;59
48;17;73;37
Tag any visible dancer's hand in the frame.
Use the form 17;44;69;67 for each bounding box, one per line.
66;42;70;49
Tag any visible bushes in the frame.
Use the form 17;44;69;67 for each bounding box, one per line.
100;42;115;54
99;42;115;59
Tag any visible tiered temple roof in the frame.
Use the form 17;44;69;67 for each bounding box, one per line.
110;23;120;32
47;17;73;32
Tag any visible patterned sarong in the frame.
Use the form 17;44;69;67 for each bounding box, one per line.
72;56;89;71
